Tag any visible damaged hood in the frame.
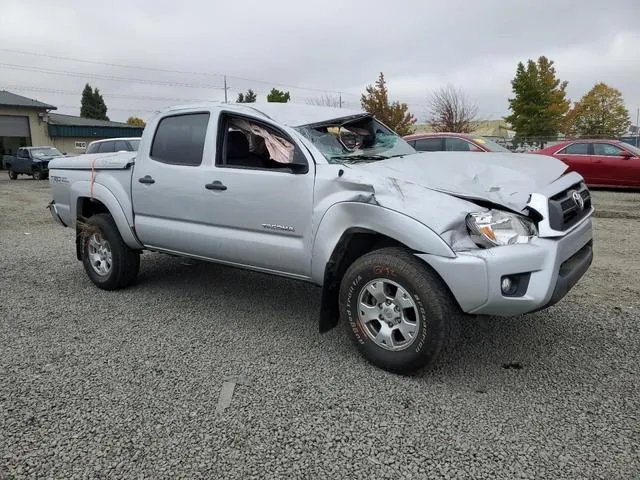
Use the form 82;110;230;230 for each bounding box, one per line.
347;151;568;212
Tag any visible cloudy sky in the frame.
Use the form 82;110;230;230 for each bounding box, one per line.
1;0;638;123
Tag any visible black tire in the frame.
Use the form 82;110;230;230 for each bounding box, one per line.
32;169;46;180
8;169;17;180
81;213;140;290
339;247;461;374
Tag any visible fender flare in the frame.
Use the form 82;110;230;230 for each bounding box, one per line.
71;181;143;250
311;202;455;284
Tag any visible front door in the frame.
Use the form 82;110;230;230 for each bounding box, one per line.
13;149;30;173
591;142;640;187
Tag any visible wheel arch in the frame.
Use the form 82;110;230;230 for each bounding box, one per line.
313;202;456;333
73;183;143;260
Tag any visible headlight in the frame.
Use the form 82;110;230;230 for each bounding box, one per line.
466;210;537;248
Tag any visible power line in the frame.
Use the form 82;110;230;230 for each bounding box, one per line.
0;63;225;89
0;84;208;103
0;47;347;95
56;105;159;113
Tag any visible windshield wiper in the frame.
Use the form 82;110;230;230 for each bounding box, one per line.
329;154;388;163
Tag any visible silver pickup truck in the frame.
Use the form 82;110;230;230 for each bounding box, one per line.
47;103;594;373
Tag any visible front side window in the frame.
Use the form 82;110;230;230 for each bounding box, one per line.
414;137;443;152
593;143;625;156
217;115;306;173
150;113;210;166
560;143;589;155
128;139;140;151
295;114;416;164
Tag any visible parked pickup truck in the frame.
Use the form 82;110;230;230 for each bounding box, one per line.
8;146;65;180
47;103;594;373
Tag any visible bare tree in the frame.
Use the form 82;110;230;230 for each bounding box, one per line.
427;84;479;133
306;93;342;108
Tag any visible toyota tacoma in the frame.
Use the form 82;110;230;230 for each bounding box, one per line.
47;103;594;373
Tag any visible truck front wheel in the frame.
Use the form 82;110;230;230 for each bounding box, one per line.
339;247;460;374
81;213;140;290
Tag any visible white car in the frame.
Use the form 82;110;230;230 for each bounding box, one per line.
85;137;141;154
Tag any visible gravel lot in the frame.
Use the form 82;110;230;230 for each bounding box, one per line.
1;175;639;479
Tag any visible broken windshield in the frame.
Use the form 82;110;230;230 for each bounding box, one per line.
295;115;416;164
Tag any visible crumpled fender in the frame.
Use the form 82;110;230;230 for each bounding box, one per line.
311;201;455;284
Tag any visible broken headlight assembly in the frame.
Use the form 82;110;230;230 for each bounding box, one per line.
466;210;537;248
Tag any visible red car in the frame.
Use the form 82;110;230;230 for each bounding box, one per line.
534;139;640;188
403;132;511;153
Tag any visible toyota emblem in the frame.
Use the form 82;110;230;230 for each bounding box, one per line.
571;190;585;209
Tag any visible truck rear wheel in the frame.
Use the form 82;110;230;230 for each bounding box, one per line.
8;169;17;180
339;247;460;374
81;213;140;290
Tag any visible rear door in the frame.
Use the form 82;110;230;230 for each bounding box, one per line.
592;142;640;187
554;142;595;184
131;110;213;255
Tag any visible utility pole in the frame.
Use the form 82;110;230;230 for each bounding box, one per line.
339;92;342;108
224;75;228;103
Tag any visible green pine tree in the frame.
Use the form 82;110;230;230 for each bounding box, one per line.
80;83;109;120
505;56;570;144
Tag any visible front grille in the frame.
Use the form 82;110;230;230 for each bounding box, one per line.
547;182;591;231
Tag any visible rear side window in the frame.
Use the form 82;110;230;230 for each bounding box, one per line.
150;113;210;166
560;143;589;155
114;140;130;151
414;137;443;152
98;141;116;153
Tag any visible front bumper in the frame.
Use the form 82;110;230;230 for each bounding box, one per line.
417;217;593;317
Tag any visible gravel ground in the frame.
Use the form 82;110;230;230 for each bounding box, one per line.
1;175;639;479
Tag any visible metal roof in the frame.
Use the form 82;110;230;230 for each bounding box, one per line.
0;90;57;110
46;113;140;128
46;114;144;138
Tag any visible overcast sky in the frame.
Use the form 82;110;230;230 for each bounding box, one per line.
1;0;638;123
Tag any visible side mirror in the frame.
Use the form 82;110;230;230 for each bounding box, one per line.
620;150;633;159
63;152;67;156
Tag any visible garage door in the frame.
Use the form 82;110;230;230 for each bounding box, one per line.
0;115;30;137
